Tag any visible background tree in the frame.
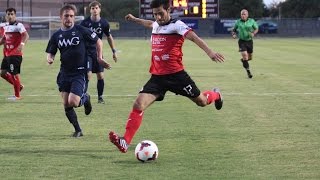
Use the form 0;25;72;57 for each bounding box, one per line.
100;0;139;20
280;0;320;18
219;0;265;18
267;1;280;18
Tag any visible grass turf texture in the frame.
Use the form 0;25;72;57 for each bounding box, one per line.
0;38;319;179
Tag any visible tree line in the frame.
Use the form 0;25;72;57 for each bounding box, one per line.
96;0;320;19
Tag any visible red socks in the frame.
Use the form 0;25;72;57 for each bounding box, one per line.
13;75;21;98
1;73;21;97
124;109;144;144
1;72;14;85
122;91;218;144
203;90;220;105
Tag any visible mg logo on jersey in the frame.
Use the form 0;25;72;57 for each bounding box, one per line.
58;37;80;47
90;27;102;34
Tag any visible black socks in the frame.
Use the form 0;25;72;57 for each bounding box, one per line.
241;59;250;69
241;59;253;78
97;79;104;99
65;107;81;132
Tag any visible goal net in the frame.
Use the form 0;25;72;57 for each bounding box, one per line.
16;16;84;39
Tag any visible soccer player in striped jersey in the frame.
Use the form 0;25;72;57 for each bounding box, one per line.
109;0;225;153
0;8;29;100
46;4;110;137
80;1;117;104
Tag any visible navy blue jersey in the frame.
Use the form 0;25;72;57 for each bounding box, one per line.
80;17;111;60
46;25;99;72
80;17;111;39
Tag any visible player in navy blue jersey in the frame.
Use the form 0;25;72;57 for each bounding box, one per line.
80;1;118;104
46;4;111;137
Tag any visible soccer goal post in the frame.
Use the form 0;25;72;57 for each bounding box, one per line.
16;15;84;39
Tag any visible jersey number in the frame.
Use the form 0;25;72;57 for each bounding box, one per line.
183;85;194;96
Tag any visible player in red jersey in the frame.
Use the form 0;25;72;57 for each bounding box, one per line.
0;24;4;37
0;22;5;52
0;8;29;100
109;0;225;153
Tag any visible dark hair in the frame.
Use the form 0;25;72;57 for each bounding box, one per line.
150;0;170;10
89;1;101;8
60;4;77;16
6;7;16;14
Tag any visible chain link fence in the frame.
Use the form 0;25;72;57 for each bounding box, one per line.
23;18;320;39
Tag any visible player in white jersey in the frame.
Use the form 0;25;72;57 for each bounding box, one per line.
109;0;225;153
0;8;29;100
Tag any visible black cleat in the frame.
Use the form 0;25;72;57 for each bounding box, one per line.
247;70;253;79
84;93;92;115
98;97;105;104
72;131;83;138
213;88;223;110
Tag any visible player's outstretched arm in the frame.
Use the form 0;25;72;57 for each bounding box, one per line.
125;14;153;29
185;31;225;63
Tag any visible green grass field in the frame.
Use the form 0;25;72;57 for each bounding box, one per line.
0;38;319;179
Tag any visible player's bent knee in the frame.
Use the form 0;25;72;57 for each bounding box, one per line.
192;95;207;107
0;72;6;77
68;99;80;108
133;101;145;111
195;100;207;107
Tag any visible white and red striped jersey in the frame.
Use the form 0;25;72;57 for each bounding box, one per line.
0;23;5;37
2;22;27;56
0;23;6;55
150;19;192;75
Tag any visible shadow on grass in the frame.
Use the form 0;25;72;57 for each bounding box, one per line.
0;148;112;159
0;133;156;163
1;101;60;104
111;160;159;165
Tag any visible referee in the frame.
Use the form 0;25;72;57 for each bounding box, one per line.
232;9;258;79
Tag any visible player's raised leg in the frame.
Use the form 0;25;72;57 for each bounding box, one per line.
200;88;223;110
109;93;156;153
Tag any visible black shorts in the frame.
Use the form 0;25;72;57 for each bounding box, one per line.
140;70;201;101
238;39;253;53
87;55;104;73
1;56;22;75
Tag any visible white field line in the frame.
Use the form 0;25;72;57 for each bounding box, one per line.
1;92;320;97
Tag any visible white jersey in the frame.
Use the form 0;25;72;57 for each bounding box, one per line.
149;19;192;75
2;22;27;56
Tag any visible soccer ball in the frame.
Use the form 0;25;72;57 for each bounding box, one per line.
134;140;158;162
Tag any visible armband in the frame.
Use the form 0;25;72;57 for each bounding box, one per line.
112;49;116;53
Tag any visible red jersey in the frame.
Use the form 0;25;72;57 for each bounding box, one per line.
2;22;27;56
0;23;4;37
150;19;192;75
0;23;5;56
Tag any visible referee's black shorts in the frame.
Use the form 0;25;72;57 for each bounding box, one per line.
238;39;253;53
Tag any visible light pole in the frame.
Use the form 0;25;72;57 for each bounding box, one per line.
83;0;85;16
22;0;24;17
278;0;286;19
30;0;32;16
